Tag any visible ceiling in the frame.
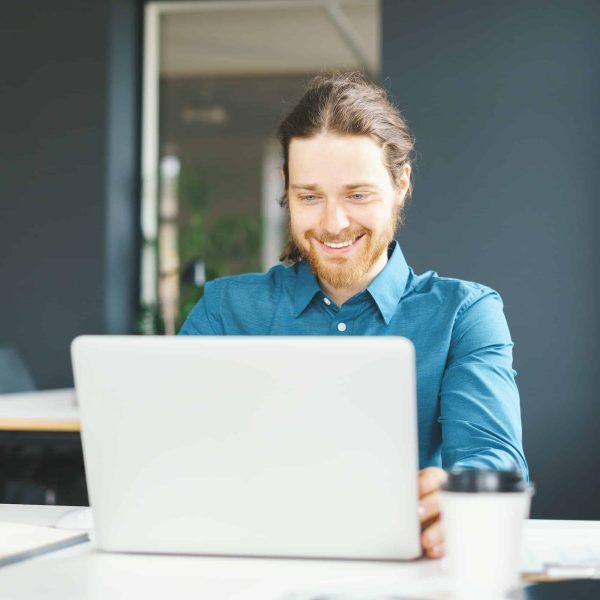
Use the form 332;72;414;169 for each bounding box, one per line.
158;0;380;77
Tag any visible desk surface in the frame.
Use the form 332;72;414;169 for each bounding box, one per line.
0;389;80;432
0;505;599;600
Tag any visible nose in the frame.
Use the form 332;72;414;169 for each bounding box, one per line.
321;199;350;235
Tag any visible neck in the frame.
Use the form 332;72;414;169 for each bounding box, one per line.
319;249;389;307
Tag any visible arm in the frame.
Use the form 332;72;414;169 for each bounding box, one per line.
439;288;528;477
419;288;527;559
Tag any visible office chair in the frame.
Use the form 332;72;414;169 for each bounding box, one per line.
0;345;36;394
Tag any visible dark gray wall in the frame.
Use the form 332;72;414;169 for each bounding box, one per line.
0;0;141;389
382;0;600;519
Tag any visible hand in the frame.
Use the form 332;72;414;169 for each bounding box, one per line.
418;467;448;558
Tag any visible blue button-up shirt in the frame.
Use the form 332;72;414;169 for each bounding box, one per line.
180;241;528;478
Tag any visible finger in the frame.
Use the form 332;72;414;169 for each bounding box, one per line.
418;467;448;497
427;543;445;559
418;490;441;524
421;520;444;554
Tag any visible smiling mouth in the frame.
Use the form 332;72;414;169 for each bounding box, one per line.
318;235;364;249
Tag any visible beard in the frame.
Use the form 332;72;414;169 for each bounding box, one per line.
291;205;399;289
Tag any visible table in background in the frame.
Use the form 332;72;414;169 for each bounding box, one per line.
0;388;79;433
0;390;84;505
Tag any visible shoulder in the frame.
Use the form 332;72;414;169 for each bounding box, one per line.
180;264;295;335
203;263;296;319
394;254;515;362
204;263;294;301
408;269;503;316
406;269;511;348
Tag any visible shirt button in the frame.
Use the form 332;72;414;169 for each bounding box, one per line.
337;322;347;332
323;297;331;306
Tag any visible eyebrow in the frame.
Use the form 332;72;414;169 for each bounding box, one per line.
290;182;380;191
290;184;320;191
343;182;380;190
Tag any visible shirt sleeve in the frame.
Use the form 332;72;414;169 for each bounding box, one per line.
438;288;529;479
178;281;223;335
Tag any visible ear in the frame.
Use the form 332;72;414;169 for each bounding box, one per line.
395;164;411;205
280;168;285;182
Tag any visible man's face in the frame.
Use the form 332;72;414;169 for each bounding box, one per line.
288;132;406;289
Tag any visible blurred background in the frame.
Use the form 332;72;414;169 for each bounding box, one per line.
0;0;598;519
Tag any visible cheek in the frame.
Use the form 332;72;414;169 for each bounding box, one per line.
352;206;387;230
289;205;316;234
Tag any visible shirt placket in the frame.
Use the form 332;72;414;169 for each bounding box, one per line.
331;304;355;335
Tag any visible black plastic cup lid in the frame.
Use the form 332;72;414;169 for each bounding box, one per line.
441;468;533;493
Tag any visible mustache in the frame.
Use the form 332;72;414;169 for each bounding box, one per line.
306;229;368;244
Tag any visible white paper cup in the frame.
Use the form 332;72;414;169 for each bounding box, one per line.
440;469;534;600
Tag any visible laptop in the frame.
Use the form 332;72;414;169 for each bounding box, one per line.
71;335;421;560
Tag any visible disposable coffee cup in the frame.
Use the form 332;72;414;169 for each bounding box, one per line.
440;469;534;600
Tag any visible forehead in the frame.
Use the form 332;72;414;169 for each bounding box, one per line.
288;133;389;186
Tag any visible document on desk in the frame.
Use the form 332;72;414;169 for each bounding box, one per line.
521;521;600;580
0;521;88;568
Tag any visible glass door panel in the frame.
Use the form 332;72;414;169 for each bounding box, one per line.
140;0;380;334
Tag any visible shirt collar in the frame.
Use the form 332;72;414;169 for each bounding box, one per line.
292;240;410;322
292;259;322;317
366;241;411;324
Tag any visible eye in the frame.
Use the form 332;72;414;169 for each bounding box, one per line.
301;194;319;202
349;192;369;201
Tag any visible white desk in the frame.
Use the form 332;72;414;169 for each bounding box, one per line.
0;505;599;600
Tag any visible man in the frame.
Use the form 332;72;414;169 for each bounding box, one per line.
180;72;528;558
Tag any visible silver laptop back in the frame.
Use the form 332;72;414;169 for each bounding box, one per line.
71;335;421;560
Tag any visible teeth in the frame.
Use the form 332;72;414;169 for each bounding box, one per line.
323;238;357;249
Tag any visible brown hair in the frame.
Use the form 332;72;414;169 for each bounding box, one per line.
277;71;416;263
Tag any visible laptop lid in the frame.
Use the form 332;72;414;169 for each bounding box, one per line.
71;335;421;560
